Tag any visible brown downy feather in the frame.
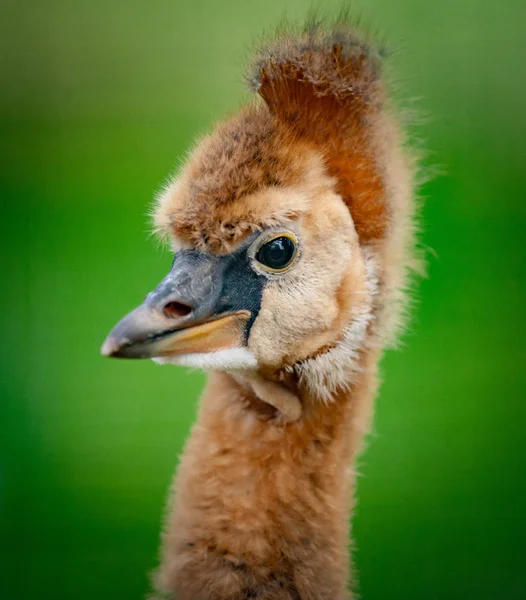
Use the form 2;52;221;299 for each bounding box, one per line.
249;23;387;243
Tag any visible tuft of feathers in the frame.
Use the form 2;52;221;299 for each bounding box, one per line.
247;18;388;243
248;16;385;103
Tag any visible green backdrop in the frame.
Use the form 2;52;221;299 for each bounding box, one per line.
2;1;525;598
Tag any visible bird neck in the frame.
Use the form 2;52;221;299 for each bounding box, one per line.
153;350;379;600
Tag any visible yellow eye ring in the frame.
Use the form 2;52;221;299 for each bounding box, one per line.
254;233;298;273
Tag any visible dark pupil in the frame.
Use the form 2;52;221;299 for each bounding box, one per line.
256;236;295;270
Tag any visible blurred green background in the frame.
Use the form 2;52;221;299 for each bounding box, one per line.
1;0;525;598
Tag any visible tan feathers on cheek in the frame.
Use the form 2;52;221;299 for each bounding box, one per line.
248;194;363;367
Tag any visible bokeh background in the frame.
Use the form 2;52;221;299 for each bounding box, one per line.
2;0;525;598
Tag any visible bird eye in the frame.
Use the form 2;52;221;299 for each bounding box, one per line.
255;235;297;272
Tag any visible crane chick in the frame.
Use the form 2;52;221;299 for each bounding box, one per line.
102;17;418;600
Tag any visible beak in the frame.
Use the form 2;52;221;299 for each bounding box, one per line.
101;250;259;359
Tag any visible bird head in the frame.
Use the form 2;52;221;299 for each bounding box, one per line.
102;25;414;399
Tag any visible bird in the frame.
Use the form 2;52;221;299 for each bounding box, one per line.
102;16;419;600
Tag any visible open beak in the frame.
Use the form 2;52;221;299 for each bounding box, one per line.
101;249;259;359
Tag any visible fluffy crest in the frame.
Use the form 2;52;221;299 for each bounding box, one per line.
248;20;388;243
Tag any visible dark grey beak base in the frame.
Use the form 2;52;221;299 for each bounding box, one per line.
101;243;265;359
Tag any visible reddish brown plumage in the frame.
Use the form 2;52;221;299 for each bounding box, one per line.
250;25;387;242
163;107;316;253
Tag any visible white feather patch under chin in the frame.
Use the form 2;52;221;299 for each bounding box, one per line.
152;348;258;371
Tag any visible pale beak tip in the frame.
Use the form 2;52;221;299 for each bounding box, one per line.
101;336;119;357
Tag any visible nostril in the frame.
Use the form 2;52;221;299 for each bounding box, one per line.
163;301;192;319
